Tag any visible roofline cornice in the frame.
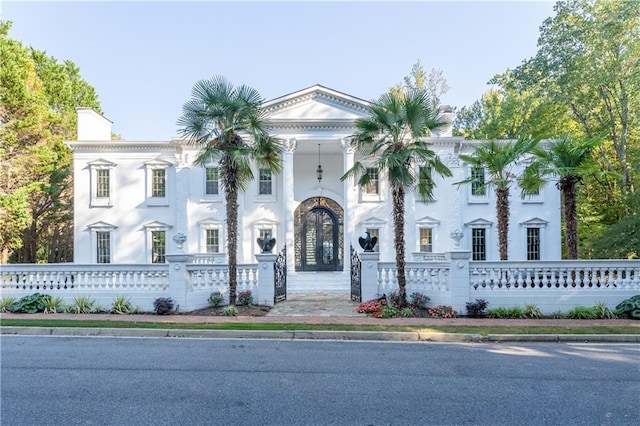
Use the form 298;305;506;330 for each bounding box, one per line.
65;140;176;152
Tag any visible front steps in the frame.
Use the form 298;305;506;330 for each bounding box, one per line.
286;271;350;294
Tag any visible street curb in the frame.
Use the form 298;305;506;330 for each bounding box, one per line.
2;327;639;343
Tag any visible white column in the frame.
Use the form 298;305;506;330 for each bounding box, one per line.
174;155;190;252
282;139;297;271
341;138;356;252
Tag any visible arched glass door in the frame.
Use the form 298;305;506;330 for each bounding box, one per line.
301;207;339;271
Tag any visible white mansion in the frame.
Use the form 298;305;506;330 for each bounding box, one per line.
66;85;561;292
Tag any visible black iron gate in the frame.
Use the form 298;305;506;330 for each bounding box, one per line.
274;246;287;304
350;245;361;302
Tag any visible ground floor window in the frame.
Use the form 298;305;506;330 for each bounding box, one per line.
365;228;380;252
419;228;433;252
205;229;219;253
96;231;111;263
527;227;541;260
471;228;486;261
151;231;166;263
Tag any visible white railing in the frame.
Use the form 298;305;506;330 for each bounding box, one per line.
191;253;226;264
469;260;640;291
1;264;169;292
186;263;259;294
378;262;450;294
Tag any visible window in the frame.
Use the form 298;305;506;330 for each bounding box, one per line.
471;167;486;196
89;159;116;207
471;228;486;261
419;228;433;252
259;228;272;240
418;166;434;201
364;167;379;195
96;232;111;263
258;168;272;195
527;227;541;260
206;229;219;253
205;167;219;195
365;228;380;252
96;170;110;198
151;231;166;263
152;169;166;197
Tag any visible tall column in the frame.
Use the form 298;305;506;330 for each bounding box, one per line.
174;153;190;252
282;139;297;271
341;137;356;251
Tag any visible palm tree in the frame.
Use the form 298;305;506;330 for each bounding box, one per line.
519;135;602;259
342;89;452;307
177;76;282;305
458;137;539;260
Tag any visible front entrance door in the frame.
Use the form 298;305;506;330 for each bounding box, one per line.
302;207;339;271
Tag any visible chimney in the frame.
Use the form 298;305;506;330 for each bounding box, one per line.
434;105;453;138
77;108;112;141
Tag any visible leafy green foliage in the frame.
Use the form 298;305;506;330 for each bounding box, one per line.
567;306;597;320
1;297;16;312
465;299;489;318
615;295;640;319
111;296;137;315
208;291;225;307
153;297;174;315
593;301;618;320
222;305;238;316
236;290;253;306
43;296;65;314
409;292;430;309
8;293;51;313
523;303;543;319
68;296;95;314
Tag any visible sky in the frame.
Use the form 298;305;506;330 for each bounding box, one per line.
2;1;556;140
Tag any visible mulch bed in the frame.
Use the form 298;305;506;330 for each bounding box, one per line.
183;305;271;317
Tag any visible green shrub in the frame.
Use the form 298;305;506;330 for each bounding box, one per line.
1;297;16;313
208;291;225;307
399;307;414;318
409;292;430;309
593;301;618;319
70;296;95;314
552;310;567;319
153;297;174;315
567;306;597;319
376;305;400;318
222;305;238;316
487;307;509;318
615;295;640;319
9;293;51;313
523;303;543;319
507;306;525;319
466;299;489;318
236;290;253;306
43;296;65;314
111;296;137;315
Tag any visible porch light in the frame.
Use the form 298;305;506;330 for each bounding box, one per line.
316;144;323;183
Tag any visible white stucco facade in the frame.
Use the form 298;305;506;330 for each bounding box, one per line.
66;85;561;292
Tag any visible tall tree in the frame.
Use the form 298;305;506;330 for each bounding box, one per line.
390;60;449;108
342;89;452;307
177;76;282;306
507;0;640;203
519;135;602;259
457;137;539;260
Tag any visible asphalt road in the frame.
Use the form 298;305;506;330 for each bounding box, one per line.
1;336;639;425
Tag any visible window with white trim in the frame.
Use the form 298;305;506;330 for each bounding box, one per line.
198;218;224;256
145;159;171;206
151;169;166;197
418;166;435;202
365;228;380;252
204;167;219;195
258;168;272;195
87;221;116;263
419;228;433;252
526;227;541;260
151;231;166;263
89;159;116;207
471;166;486;196
364;167;379;195
471;228;486;261
205;229;220;253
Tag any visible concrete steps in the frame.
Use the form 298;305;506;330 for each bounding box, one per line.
286;271;350;294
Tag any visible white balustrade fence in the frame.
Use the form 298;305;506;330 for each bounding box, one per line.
377;262;451;306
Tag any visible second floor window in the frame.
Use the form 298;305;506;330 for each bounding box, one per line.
206;229;220;253
471;167;486;196
152;169;166;197
472;228;486;261
205;167;219;195
96;169;110;198
259;169;272;195
364;168;379;195
418;166;434;200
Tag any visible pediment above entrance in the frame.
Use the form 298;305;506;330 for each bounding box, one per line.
262;85;370;122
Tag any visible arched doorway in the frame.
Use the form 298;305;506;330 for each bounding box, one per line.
294;197;344;272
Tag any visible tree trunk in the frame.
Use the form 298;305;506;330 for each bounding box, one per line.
560;176;580;259
224;157;239;306
391;184;407;307
496;187;510;261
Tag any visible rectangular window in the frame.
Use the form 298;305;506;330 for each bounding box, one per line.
527;227;541;260
96;169;110;198
471;167;486;196
419;228;433;252
152;169;166;198
205;167;219;195
365;168;379;195
96;231;111;263
206;229;219;253
259;229;272;240
258;169;272;195
151;231;166;263
365;228;380;252
418;166;434;200
471;228;486;261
